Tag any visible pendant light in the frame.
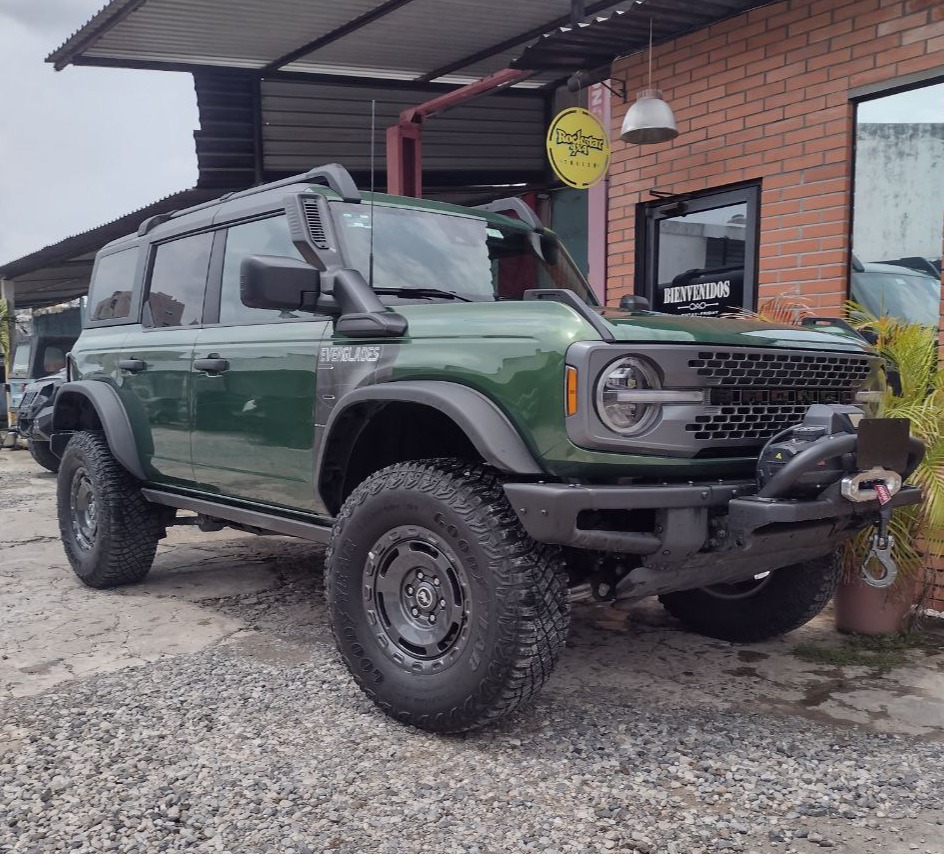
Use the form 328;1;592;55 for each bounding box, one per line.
620;19;678;144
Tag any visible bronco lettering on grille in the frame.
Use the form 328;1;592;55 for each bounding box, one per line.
708;388;856;406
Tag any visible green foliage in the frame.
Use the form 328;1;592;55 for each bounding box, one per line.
844;305;944;585
792;632;934;673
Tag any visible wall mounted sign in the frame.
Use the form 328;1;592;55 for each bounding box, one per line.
546;107;611;190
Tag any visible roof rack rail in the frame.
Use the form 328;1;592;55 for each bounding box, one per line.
224;163;361;205
137;211;176;236
137;164;361;236
475;197;542;229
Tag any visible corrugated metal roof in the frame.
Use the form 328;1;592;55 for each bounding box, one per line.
49;0;640;84
513;1;774;72
260;79;546;182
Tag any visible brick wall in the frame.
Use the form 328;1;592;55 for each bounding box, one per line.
607;0;944;309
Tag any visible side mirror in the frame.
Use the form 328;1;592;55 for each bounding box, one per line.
619;295;651;312
240;255;320;311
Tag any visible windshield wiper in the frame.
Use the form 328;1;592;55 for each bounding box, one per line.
373;287;476;303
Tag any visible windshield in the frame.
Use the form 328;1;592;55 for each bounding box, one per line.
330;202;597;305
850;269;941;327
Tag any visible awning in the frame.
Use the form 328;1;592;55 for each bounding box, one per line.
49;0;642;86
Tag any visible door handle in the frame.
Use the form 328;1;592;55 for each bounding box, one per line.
118;359;146;373
193;357;229;373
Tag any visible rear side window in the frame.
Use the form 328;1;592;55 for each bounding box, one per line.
219;216;304;323
88;249;138;321
145;232;213;328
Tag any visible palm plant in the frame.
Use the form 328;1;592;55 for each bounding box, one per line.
843;307;944;598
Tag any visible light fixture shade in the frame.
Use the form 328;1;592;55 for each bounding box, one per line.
620;88;679;144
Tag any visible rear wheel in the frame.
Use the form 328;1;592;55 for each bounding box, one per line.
57;431;164;589
28;439;60;473
658;553;841;642
326;459;570;733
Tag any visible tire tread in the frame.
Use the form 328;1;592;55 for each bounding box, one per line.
57;431;162;589
325;458;569;733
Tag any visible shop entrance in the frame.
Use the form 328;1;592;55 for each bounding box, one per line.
639;184;760;317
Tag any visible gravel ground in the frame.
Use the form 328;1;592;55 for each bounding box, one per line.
3;638;944;854
3;450;944;853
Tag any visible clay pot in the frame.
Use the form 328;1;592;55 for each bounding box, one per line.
833;575;918;635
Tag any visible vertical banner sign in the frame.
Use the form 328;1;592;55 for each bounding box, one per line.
546;107;611;190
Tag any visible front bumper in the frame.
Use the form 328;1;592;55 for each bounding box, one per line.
503;479;922;564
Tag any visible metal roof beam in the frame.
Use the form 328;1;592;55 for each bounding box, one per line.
414;0;627;84
262;0;421;74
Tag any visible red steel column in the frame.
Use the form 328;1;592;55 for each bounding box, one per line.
385;68;532;197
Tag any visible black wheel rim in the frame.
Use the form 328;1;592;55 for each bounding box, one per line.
702;572;772;600
364;525;471;672
70;465;98;551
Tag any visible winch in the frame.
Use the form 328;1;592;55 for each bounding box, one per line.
758;404;864;496
757;403;912;589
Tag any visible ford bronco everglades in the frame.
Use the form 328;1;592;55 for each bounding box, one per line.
51;164;923;733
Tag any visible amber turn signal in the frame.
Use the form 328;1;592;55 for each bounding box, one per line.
565;366;578;416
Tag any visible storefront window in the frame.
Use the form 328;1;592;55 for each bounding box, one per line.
638;185;759;316
851;81;944;327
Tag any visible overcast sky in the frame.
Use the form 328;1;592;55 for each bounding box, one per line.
0;0;198;265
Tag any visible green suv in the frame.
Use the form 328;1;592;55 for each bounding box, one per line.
52;164;922;732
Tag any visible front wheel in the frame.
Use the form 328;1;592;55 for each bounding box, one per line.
658;553;841;642
325;459;570;733
57;431;164;589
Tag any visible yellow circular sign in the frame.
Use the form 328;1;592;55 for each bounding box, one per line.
546;107;611;190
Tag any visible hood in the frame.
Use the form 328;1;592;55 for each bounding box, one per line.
598;310;872;353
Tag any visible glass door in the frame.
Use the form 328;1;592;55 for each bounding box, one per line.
640;185;760;316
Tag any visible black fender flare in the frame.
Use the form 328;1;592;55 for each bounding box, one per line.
51;381;148;481
316;380;543;494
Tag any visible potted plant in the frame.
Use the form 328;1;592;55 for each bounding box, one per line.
834;313;944;635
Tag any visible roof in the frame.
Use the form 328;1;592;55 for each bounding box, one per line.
48;0;642;86
49;0;776;84
0;188;218;308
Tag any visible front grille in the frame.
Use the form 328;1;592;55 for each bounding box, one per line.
18;391;37;412
685;349;872;445
688;350;872;387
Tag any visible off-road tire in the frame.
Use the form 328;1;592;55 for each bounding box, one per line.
325;459;570;733
28;439;60;473
658;552;842;642
57;430;163;589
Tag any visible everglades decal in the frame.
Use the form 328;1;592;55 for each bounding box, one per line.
546;108;610;190
319;345;381;363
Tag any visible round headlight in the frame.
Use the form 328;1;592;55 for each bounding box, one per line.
596;356;661;435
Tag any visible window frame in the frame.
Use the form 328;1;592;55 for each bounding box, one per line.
84;245;146;328
141;228;219;330
636;182;761;314
848;74;944;323
208;211;322;327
